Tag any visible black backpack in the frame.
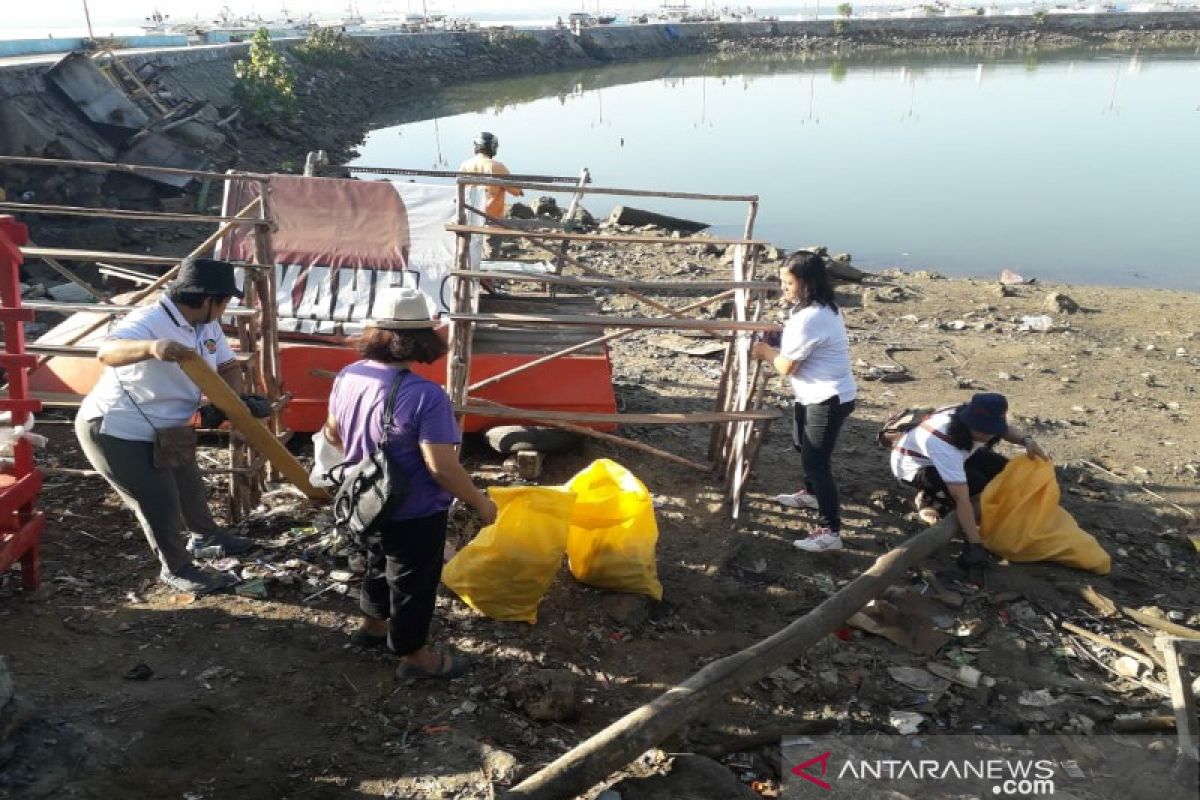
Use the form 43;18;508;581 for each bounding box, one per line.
328;370;411;549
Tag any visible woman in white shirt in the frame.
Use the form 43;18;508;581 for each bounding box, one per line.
752;253;857;552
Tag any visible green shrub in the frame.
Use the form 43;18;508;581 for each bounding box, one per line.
293;26;363;67
233;28;296;122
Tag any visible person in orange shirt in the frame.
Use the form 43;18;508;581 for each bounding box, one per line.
459;132;522;257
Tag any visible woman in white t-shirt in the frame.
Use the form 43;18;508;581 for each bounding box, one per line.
752;253;857;552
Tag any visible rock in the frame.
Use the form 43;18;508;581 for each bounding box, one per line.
46;282;94;303
1113;656;1142;678
610;754;758;800
603;594;651;629
995;284;1017;298
508;669;582;723
122;662;154;682
1045;292;1080;314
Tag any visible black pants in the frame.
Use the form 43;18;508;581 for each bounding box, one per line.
359;511;448;656
909;449;1009;499
792;397;856;532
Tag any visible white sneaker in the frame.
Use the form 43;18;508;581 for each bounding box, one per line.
793;528;843;552
775;489;820;510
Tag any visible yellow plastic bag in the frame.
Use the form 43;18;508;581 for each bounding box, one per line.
564;459;663;600
980;455;1111;574
442;486;576;623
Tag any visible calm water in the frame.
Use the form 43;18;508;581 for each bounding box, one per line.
353;49;1200;290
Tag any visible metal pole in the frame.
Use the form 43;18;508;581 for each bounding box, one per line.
81;0;96;40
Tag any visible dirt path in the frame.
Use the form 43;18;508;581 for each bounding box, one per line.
2;245;1198;799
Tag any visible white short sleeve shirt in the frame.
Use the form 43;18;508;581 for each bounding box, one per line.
890;409;982;484
779;304;857;406
79;297;236;442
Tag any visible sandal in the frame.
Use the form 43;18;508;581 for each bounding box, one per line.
395;651;471;680
349;629;388;650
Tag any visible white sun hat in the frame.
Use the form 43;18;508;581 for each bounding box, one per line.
365;287;436;330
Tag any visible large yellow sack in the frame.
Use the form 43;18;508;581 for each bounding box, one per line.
564;459;663;600
980;455;1111;574
442;486;576;623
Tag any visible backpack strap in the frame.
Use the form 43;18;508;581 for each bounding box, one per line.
378;369;411;446
892;406;958;457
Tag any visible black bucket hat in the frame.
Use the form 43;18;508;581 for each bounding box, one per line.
171;257;244;298
955;392;1009;436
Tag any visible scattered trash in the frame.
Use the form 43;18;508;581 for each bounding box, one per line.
887;666;950;694
1019;314;1055;332
999;269;1034;285
889;710;927;734
1018;689;1059;707
234;577;269;600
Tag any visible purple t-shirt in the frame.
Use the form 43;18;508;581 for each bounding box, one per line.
329;360;461;521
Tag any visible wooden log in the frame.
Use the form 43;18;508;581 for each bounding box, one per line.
607;205;709;234
502;515;962;800
452;312;779;333
446;224;766;248
455;176;757;203
179;356;328;501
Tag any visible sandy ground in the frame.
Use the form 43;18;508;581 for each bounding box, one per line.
1;237;1198;799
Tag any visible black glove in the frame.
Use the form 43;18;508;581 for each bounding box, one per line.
241;393;272;419
957;542;990;570
198;404;227;429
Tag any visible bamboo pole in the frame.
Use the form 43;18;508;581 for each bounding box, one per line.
466;398;710;473
0;201;256;225
447;180;474;426
447;223;766;248
456;176;757;203
466;290;735;394
502;515;962;800
30;198;262;372
23;300;258;317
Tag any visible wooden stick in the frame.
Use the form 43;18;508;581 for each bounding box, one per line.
0;201;255;226
450;270;776;293
21;246;179;266
1083;586;1200;640
446;223;767;248
456;405;779;426
1156;638;1198;754
502;515;962;800
452;312;779;333
1112;715;1181;733
467;290;735;394
466;398;710;473
455;176;757;203
20;240;111;302
1060;621;1156;669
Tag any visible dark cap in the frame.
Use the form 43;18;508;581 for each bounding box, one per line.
171;257;244;298
955;392;1009;436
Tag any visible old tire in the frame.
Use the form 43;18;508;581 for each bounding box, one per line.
484;425;581;455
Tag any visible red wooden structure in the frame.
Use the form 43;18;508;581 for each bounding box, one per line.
0;216;45;591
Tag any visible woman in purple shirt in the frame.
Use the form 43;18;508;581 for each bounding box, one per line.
322;289;496;680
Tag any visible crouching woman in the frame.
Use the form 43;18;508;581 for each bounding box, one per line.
890;392;1047;567
323;289;496;679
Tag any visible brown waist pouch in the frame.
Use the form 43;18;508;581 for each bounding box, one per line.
153;425;197;469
